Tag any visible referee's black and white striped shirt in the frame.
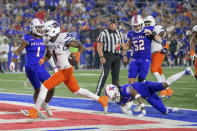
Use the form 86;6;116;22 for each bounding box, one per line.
98;29;124;54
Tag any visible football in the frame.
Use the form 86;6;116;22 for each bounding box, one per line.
68;53;78;66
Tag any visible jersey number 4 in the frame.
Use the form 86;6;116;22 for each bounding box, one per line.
133;40;145;51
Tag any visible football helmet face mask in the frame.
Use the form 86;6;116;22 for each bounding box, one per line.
30;18;44;37
144;15;156;27
44;20;60;40
104;84;120;103
131;15;144;33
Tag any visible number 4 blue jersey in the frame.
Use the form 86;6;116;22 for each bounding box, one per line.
22;34;46;67
127;26;154;59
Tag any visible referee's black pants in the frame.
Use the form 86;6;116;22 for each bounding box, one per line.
95;53;121;96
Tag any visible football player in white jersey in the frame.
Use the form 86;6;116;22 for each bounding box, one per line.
25;20;108;119
144;15;173;98
190;25;197;79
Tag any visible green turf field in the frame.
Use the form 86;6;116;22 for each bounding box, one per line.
0;67;196;109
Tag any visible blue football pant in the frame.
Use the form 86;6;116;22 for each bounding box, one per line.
25;65;51;90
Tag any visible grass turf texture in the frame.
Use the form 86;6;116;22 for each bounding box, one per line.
0;67;196;109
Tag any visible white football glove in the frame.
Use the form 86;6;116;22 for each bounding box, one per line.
121;105;133;115
53;67;58;74
136;110;146;118
125;101;133;110
121;101;134;115
10;62;15;71
133;104;141;112
144;29;152;35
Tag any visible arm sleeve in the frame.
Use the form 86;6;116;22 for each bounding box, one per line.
47;57;56;69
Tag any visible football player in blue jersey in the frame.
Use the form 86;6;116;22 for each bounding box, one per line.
105;67;194;117
10;18;57;118
122;15;167;84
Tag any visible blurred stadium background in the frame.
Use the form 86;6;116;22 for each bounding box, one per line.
0;0;196;71
0;0;196;109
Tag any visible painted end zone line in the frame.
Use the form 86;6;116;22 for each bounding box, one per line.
0;92;196;123
0;100;196;131
0;92;196;131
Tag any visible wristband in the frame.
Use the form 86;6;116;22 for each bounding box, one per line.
13;54;18;59
123;54;127;57
140;103;145;108
52;67;57;69
191;50;194;56
135;94;141;99
100;56;104;58
150;31;156;38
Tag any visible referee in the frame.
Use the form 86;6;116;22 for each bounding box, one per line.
95;17;126;96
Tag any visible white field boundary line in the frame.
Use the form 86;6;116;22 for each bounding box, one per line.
0;100;197;131
0;79;99;84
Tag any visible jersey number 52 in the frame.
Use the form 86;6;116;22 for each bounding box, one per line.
133;40;145;51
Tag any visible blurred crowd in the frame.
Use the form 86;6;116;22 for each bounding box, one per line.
0;0;196;72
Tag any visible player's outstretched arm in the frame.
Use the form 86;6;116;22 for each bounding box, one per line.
11;41;27;63
129;85;146;117
121;101;133;115
39;48;51;65
10;41;28;70
47;55;58;73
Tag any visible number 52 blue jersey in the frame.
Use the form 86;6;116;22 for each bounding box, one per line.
127;26;154;59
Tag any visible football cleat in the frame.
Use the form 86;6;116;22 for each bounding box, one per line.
184;67;194;77
28;108;48;119
20;110;29;116
166;88;173;99
98;96;108;114
38;111;48;119
28;108;38;119
41;103;53;116
160;90;167;98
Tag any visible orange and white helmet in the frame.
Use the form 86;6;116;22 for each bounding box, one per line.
144;15;156;26
30;18;44;37
131;15;144;33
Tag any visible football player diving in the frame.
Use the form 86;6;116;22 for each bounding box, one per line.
105;67;194;117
